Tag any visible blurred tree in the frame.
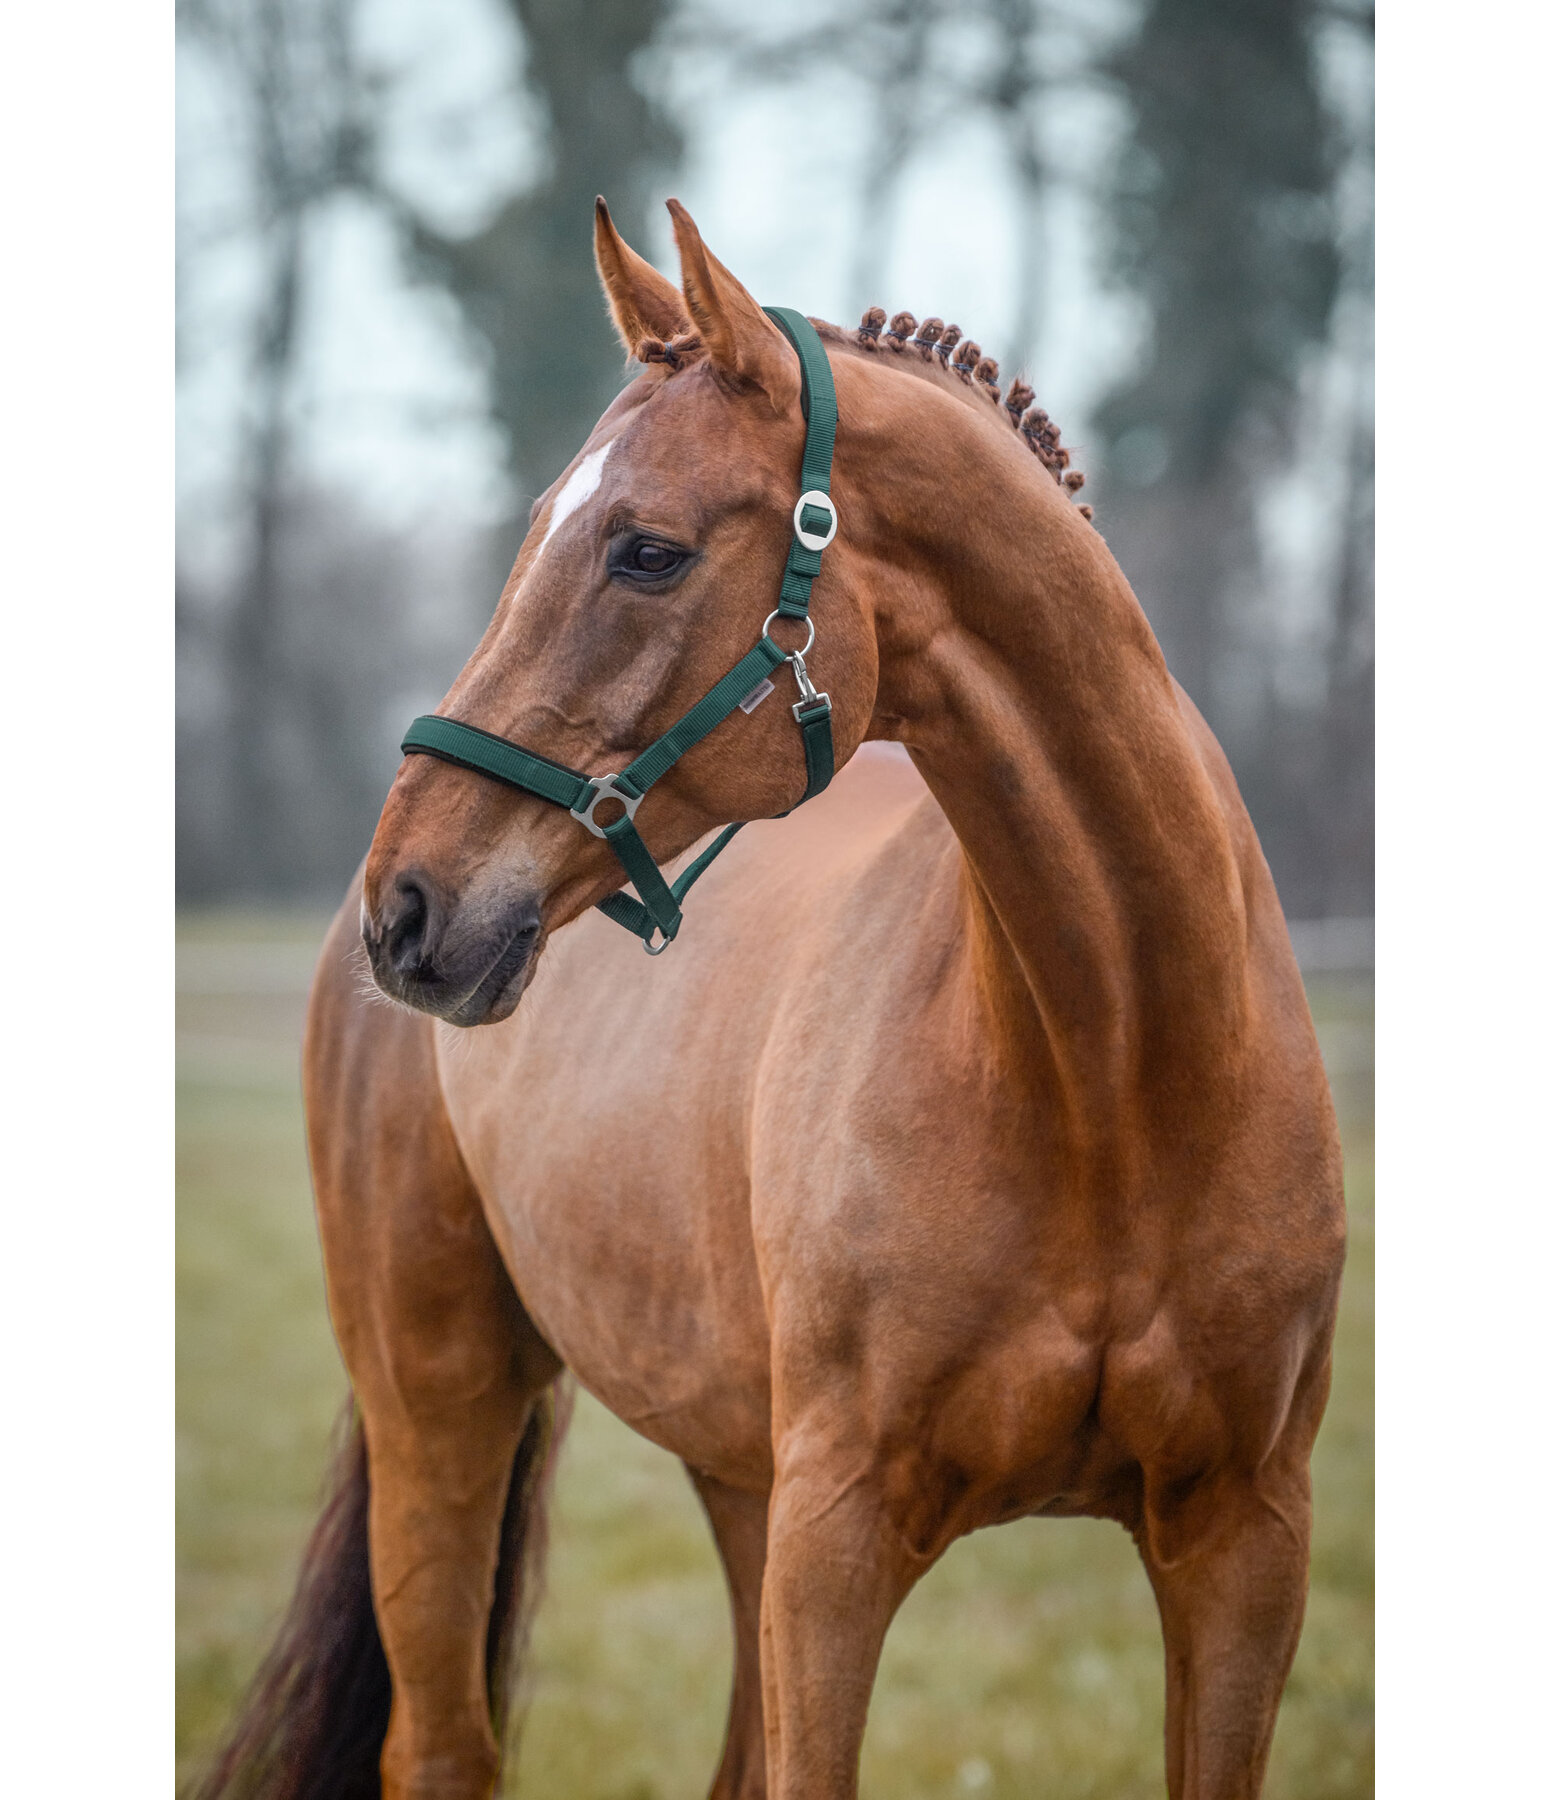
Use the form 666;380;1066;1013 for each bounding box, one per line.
1088;0;1374;914
178;0;685;898
175;0;1370;915
842;2;939;318
395;0;681;510
689;0;953;313
688;0;1052;327
177;498;477;900
178;0;375;890
1314;5;1373;918
977;0;1051;372
1093;0;1339;722
1253;1;1373;914
844;0;1057;357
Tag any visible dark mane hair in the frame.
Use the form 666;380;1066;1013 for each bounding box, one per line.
638;308;1093;521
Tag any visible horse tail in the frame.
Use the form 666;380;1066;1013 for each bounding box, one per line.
193;1384;571;1800
487;1377;573;1759
190;1405;386;1800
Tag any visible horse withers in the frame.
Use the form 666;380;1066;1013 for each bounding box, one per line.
204;199;1345;1800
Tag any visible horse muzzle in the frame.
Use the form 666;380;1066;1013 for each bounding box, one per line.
362;867;543;1026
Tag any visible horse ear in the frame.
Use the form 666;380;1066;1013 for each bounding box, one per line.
594;196;691;353
667;199;800;414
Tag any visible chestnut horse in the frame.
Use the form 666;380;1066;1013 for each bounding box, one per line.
205;200;1344;1800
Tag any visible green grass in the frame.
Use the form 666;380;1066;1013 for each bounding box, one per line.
177;915;1373;1797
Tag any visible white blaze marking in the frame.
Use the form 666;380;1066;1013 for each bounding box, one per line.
540;438;614;551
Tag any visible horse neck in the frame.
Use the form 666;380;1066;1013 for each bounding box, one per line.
865;409;1251;1162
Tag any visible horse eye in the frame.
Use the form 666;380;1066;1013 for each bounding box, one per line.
626;541;682;577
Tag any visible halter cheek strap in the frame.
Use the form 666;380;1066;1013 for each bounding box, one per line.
399;306;838;955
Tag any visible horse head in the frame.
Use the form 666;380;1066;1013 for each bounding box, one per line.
362;201;884;1025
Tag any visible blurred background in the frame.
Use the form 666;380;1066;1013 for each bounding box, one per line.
177;0;1372;917
176;0;1372;1793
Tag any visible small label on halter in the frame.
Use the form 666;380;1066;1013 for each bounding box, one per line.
738;678;775;714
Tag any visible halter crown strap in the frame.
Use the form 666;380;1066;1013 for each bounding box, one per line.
764;306;838;624
401;306;838;953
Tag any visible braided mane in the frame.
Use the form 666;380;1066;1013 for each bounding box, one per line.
637;310;1092;521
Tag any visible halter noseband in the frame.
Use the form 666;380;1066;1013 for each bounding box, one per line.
399;307;839;955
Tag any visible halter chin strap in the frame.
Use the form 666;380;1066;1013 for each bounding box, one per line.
400;305;838;955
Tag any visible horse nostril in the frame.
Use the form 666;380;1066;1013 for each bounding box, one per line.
382;874;433;979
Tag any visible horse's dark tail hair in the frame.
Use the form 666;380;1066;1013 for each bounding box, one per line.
192;1383;571;1800
487;1377;573;1756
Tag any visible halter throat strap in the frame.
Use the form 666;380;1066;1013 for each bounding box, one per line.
400;306;837;954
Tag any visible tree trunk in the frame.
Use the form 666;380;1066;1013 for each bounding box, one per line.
226;207;303;892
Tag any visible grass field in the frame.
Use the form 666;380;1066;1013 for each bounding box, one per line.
177;913;1373;1798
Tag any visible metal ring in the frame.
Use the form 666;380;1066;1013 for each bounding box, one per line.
761;608;816;659
792;489;838;551
570;771;641;839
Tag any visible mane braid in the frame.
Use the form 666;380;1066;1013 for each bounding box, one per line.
846;308;1091;518
637;332;702;368
630;303;1092;522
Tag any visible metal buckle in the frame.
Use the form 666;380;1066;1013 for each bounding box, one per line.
761;608;816;659
792;489;838;551
641;924;672;955
790;650;831;721
570;772;641;839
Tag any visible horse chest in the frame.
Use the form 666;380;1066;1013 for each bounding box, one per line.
443;1064;776;1479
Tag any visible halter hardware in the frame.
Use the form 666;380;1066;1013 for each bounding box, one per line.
761;607;815;659
790;651;830;722
792;489;838;551
570;771;642;839
400;306;839;955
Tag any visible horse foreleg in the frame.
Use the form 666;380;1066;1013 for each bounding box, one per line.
306;914;562;1800
757;1425;929;1799
689;1470;770;1800
1138;1449;1318;1800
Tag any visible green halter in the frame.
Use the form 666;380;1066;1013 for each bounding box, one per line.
400;306;838;955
